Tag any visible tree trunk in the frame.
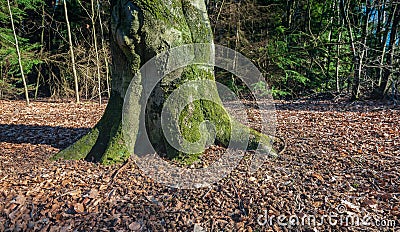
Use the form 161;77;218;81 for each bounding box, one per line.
97;0;111;98
7;0;29;105
91;0;102;104
377;4;400;98
52;0;275;165
63;0;80;103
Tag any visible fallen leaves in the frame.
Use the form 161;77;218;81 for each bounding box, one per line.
0;99;399;231
129;221;142;231
72;203;85;214
311;172;325;182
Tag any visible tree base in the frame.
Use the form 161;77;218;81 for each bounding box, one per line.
52;0;279;165
51;93;130;165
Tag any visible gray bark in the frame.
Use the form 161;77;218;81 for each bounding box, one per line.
53;0;275;164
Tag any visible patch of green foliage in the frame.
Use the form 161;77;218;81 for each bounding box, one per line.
0;0;43;98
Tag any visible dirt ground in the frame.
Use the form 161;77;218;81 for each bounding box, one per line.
0;99;399;231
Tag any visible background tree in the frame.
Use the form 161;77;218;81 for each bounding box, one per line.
62;0;79;103
7;0;29;105
376;1;400;97
0;0;42;100
0;0;398;101
208;0;399;100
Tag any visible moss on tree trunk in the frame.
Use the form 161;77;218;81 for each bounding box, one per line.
52;92;130;165
52;0;275;165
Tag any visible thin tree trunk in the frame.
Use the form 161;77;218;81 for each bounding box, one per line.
340;0;358;97
91;0;102;104
285;0;295;52
375;0;393;97
376;0;385;86
353;1;370;99
230;3;240;95
7;0;29;105
85;53;91;100
339;0;370;100
378;4;399;97
286;0;294;29
335;30;342;93
324;0;335;90
35;2;46;100
378;44;387;86
63;0;80;103
335;1;343;93
97;0;110;98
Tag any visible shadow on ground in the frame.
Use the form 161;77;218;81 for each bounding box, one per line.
0;124;90;149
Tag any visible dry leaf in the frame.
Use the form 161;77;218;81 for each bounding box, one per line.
312;172;324;181
249;177;257;182
128;221;141;231
88;189;99;199
73;203;84;213
12;196;26;205
1;100;399;231
312;201;323;208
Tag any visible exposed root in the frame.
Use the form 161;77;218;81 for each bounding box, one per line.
109;157;132;185
269;134;286;155
51;129;99;161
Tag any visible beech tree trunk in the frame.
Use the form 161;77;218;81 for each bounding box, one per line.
53;0;274;165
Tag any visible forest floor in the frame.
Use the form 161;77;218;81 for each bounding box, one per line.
0;99;399;231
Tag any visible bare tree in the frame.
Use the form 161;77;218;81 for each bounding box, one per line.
97;0;111;98
7;0;29;105
340;0;371;100
63;0;80;103
91;0;102;104
377;2;400;97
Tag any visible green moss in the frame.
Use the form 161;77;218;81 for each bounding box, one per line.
202;100;232;146
160;65;228;162
181;0;213;43
173;152;201;165
179;101;204;143
85;93;127;164
51;128;99;161
136;0;192;51
100;123;130;165
52;92;129;165
54;0;277;166
248;128;276;156
139;0;190;34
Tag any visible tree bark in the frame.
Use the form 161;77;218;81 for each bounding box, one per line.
7;0;29;105
339;0;370;100
377;3;400;98
63;0;80;103
52;0;274;165
97;0;111;98
91;0;103;104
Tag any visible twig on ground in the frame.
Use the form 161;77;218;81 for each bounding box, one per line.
109;157;131;185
